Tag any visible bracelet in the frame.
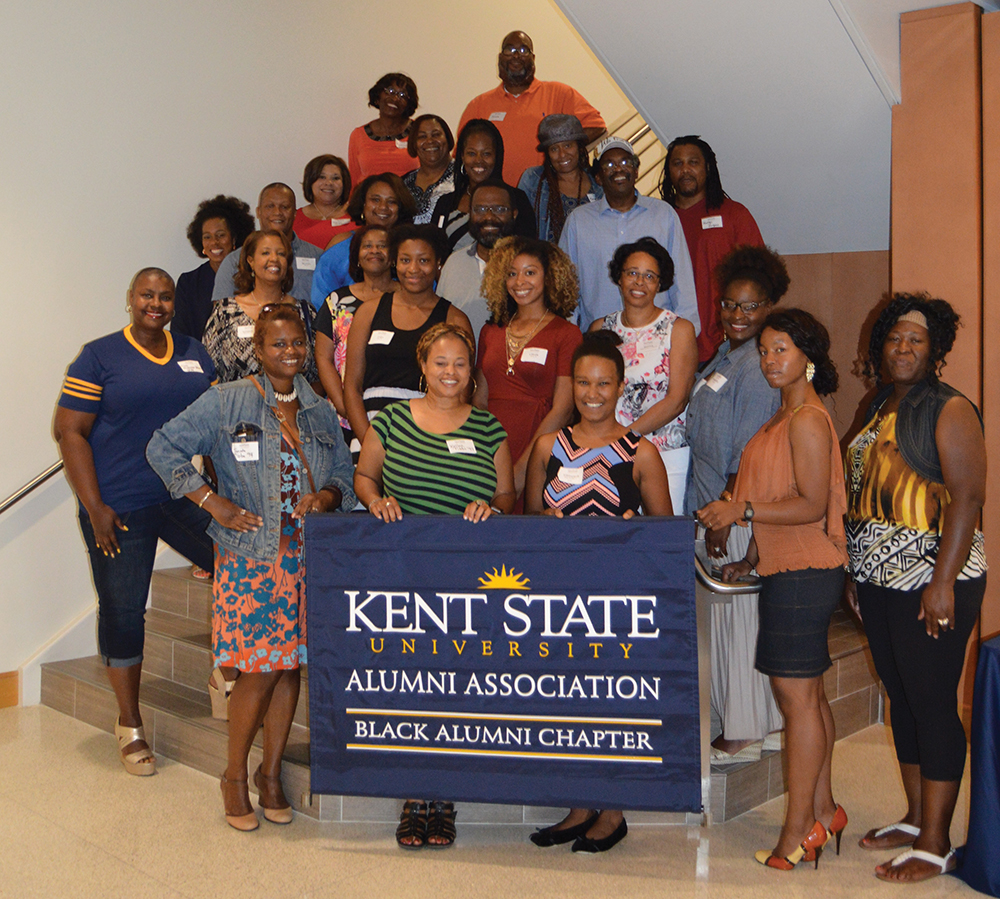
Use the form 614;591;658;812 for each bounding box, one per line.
197;489;214;509
367;497;382;512
490;505;504;515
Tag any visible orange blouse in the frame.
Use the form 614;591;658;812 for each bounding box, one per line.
733;403;847;576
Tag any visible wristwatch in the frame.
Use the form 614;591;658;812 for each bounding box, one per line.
742;501;755;522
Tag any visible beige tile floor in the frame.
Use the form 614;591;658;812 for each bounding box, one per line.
0;706;980;899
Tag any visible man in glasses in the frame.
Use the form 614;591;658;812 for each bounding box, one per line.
661;136;764;364
560;137;698;333
437;180;518;339
211;183;322;307
457;31;606;185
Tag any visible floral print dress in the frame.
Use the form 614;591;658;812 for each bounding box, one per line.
212;442;307;672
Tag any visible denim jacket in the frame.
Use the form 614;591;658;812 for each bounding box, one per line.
147;374;356;562
865;377;983;484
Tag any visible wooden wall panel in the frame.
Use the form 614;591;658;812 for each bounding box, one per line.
982;10;1000;639
0;671;18;708
892;4;982;403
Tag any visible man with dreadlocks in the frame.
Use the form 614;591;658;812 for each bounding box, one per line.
661;136;764;364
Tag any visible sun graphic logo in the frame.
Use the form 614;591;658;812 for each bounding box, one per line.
478;565;530;590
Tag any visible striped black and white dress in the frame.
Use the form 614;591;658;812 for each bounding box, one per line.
542;427;642;517
371;401;505;515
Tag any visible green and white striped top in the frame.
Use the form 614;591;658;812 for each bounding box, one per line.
372;401;506;515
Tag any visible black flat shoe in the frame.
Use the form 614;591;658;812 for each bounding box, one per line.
571;817;628;853
530;811;599;847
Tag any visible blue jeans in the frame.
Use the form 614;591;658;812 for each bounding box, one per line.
80;498;213;667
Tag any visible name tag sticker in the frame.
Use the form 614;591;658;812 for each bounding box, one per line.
521;347;548;364
705;371;728;392
701;215;724;230
446;438;477;455
237;324;255;340
488;111;506;122
177;360;204;373
296;256;316;271
369;330;394;345
395;138;409;149
558;465;584;485
231;441;259;462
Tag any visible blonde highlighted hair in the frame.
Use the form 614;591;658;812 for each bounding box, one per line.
480;237;579;326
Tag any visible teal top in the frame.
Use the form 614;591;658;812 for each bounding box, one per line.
372;401;506;514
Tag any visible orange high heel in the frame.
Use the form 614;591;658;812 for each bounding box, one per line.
755;821;828;870
827;805;848;855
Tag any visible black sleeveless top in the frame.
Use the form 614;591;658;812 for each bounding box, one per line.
362;292;451;417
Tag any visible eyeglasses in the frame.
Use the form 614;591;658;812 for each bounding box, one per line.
623;269;659;284
720;300;765;313
600;158;638;171
501;46;533;57
472;204;511;216
382;86;410;100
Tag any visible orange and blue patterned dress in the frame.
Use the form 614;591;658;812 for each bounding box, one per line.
212;442;307;672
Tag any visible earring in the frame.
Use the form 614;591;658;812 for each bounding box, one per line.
126;304;132;313
418;374;427;393
806;361;815;383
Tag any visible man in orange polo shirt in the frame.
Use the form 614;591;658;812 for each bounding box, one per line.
458;31;606;186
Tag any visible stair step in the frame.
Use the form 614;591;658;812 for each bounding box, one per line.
38;570;881;825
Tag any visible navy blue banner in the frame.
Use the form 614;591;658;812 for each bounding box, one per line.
305;515;700;812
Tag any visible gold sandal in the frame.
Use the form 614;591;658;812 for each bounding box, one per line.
114;715;156;776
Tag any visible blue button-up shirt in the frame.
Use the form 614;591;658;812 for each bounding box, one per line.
211;233;323;307
559;193;699;333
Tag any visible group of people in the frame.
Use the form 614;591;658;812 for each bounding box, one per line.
52;30;986;886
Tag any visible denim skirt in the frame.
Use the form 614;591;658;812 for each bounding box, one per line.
755;566;844;678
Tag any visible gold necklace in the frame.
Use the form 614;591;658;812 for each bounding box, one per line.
504;312;548;375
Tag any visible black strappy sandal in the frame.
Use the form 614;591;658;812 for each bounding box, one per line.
426;800;457;848
395;800;427;850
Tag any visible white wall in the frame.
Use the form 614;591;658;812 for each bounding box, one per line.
0;0;628;680
558;0;893;254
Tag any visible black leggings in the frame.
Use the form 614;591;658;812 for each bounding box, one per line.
857;576;985;781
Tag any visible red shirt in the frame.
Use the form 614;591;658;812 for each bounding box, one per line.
675;197;763;363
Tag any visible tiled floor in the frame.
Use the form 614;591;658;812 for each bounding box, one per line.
0;706;980;899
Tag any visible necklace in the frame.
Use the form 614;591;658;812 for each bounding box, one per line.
504;313;549;375
274;388;297;403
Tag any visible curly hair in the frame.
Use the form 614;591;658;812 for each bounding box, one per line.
659;136;726;210
345;173;416;226
415;321;475;369
715;245;790;304
347;224;391;283
388;223;450;268
864;292;960;384
572;330;625;383
252;304;306;359
234;230;295;295
407;114;455;158
759;308;838;396
453;119;505;198
480;236;579;326
301;155;350;205
185;195;254;258
367;72;419;119
607;237;675;293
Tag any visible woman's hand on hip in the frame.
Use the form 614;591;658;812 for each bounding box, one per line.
90;502;126;556
918;579;956;639
209;496;262;532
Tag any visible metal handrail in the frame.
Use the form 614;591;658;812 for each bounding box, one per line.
694;553;761;595
0;461;64;516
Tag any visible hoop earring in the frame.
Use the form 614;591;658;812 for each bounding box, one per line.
419;374;427;393
806;361;816;383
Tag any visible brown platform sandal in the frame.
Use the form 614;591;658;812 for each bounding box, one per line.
396;800;428;849
426;800;457;849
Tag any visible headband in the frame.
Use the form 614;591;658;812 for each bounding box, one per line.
895;310;928;329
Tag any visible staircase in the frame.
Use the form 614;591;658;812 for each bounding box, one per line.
39;567;882;824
